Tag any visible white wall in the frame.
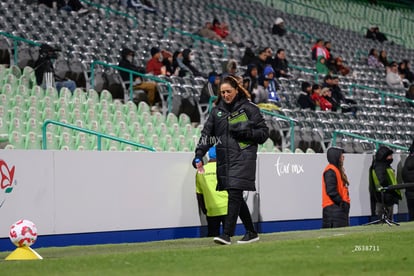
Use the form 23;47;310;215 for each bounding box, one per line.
0;150;407;238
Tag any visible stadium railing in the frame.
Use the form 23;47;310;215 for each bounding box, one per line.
0;32;41;65
42;119;156;151
348;83;414;106
206;4;258;27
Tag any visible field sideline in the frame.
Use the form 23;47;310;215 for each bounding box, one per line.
1;222;413;275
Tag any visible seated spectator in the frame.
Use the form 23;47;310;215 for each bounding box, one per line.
333;57;350;76
366;26;387;43
242;63;259;96
271;48;291;79
257;65;282;106
386;62;404;89
367;48;384;68
241;46;256;67
272;17;286;36
318;87;333;111
316;56;330;75
146;47;166;76
118;48;160;106
311;39;326;61
161;50;175;76
212;18;229;39
221;59;238;79
399;60;414;83
34;43;76;93
406;84;414;107
297;81;316;110
181;49;205;78
323;87;340;111
311;84;331;111
379;50;390;67
39;0;89;14
197;22;222;41
200;71;220;104
254;47;273;76
323;74;357;115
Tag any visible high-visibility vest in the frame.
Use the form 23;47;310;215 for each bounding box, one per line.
322;164;350;208
371;167;401;198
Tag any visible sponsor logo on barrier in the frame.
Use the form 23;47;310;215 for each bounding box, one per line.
274;157;304;176
0;159;16;208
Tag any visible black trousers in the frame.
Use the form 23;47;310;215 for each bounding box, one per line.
223;189;256;236
406;196;414;221
206;215;226;237
322;204;349;228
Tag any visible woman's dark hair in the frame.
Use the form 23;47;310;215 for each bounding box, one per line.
216;75;251;104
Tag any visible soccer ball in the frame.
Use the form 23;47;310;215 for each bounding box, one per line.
9;219;38;247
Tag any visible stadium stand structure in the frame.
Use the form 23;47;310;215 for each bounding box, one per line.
0;0;413;153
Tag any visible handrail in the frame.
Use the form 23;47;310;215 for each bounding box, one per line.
288;64;319;83
42;120;156;151
332;130;409;152
206;4;258;27
207;96;296;152
79;0;138;28
0;31;41;65
163;28;228;58
285;27;315;43
348;83;414;106
90;60;174;113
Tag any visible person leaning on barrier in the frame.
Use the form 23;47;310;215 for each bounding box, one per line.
322;147;350;228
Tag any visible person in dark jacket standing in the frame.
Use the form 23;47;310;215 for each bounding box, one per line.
322;147;350;228
192;75;269;245
402;141;414;221
369;146;401;220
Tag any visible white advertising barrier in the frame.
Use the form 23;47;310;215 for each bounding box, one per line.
0;150;408;239
258;153;406;221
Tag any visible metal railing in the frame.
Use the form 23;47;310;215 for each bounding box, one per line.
348;83;414;106
80;0;138;28
163;27;228;58
288;64;319;83
332;130;409;152
0;32;41;65
42;120;156;151
89;60;174;113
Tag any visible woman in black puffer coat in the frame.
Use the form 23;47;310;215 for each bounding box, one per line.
193;75;269;245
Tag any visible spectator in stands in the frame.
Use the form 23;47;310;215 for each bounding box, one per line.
200;71;220;104
242;63;259;97
222;59;238;79
254;47;273;76
297;81;316;110
369;146;401;220
323;75;357;115
406;84;414;107
146;47;166;76
319;87;333;111
195;146;228;237
271;48;291;79
118;48;159;107
272;17;286;36
120;0;157;13
212;18;229;40
333;57;350;76
34;43;76;93
181;49;205;78
311;38;326;61
240;40;257;66
193;75;269;245
311;84;322;109
322;147;350;228
323;41;335;71
367;48;384;68
386;62;404;89
260;65;282;106
366;26;387;43
39;0;89;14
398;60;414;83
197;22;222;41
379;50;390;67
316;56;329;75
161;49;175;76
402;140;414;221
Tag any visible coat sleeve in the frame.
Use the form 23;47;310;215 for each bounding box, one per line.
248;104;269;145
324;169;342;205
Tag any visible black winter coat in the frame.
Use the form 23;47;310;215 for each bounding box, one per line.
195;97;269;191
402;154;414;198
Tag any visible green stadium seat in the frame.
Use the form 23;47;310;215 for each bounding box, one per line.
44;87;59;100
165;112;178;127
260;138;275;152
27;95;42;110
84;108;99;124
169;123;181;137
113;110;126;124
116;121;129;136
42;107;57;121
100;109;113;124
59;132;76;149
9;65;22;79
9;117;25;134
139;111;151;125
124;100;137;114
102;120;115;134
126;110;139;124
100;89;113;102
0;94;12;110
25;131;42;150
143;122;155;136
41;96;57;111
10;106;25;122
151;111;164;125
56;107;72;123
87;120;100;133
16;84;31;98
11;94;26;110
178;113;191;127
112;99;124;112
59;87;72;101
73;88;86;102
1;83;13;97
4;144;15;150
75;132;91;150
87;89;100;103
155;122;169;136
129;121;143;136
9;130;25;149
25;117;41;134
0;117;9;142
137;101;150;115
72;108;83;123
31;85;44;98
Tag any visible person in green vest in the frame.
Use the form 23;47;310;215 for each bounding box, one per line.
195;146;228;237
369;146;402;220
